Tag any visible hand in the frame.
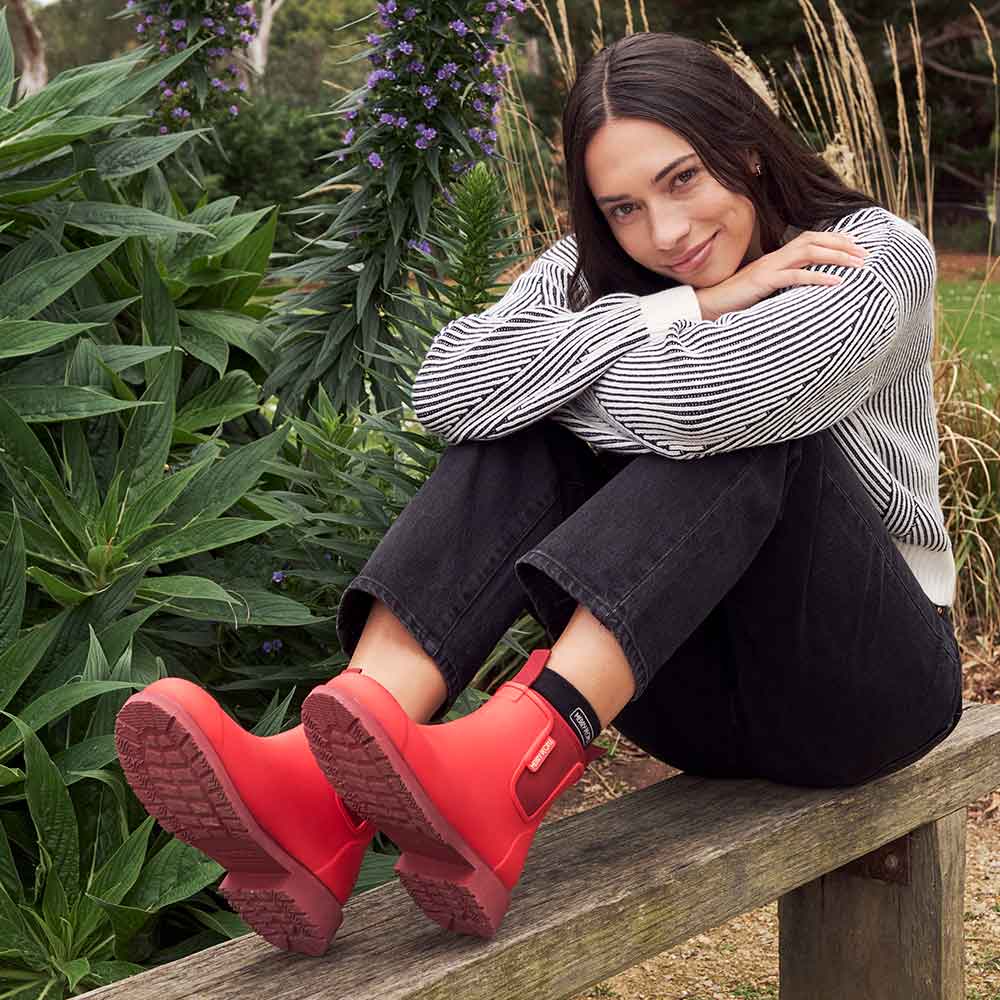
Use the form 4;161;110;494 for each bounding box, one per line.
694;231;869;321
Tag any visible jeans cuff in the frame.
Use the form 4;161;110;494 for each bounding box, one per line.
514;549;654;699
335;575;465;705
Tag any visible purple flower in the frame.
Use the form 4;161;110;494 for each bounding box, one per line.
369;151;384;168
159;125;169;134
171;17;185;30
403;5;417;18
272;570;286;584
367;32;381;45
262;640;273;653
162;87;174;98
229;105;239;115
449;19;468;36
398;40;413;54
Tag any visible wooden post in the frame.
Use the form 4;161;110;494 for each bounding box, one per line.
778;808;966;999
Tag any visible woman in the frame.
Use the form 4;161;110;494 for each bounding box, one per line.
115;32;962;957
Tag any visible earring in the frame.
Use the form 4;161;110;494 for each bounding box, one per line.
753;163;762;176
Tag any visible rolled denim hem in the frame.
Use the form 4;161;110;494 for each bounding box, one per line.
335;575;465;704
514;548;655;699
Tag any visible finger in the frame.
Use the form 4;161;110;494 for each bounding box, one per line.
785;268;846;285
806;247;867;267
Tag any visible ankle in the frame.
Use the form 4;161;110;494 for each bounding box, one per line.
350;661;445;723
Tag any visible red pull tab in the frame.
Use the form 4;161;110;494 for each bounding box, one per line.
510;649;552;689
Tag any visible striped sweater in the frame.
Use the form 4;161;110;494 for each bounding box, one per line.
411;206;956;607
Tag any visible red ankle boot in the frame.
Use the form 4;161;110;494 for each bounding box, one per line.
300;649;603;938
114;678;375;956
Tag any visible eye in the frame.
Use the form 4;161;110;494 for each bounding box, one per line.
610;202;636;221
675;167;698;187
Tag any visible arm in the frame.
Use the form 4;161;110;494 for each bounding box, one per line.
410;237;700;444
559;208;936;459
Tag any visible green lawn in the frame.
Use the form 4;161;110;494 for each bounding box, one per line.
937;280;1000;389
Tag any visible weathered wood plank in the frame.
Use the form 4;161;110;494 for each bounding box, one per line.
77;701;1000;1000
779;809;966;999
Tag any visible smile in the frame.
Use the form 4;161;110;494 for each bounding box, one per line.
667;232;717;273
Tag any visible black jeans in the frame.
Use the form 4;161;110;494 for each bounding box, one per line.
336;419;963;788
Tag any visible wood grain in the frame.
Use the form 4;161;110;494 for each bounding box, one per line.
78;700;1000;1000
779;809;966;998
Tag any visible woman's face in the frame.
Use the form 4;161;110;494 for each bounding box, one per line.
584;117;762;287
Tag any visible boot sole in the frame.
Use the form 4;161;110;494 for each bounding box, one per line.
302;687;509;938
115;692;343;956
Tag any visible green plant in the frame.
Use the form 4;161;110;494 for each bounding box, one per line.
261;0;525;419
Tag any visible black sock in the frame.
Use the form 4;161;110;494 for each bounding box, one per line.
529;667;601;747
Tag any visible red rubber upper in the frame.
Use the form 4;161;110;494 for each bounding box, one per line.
139;677;374;903
319;649;602;891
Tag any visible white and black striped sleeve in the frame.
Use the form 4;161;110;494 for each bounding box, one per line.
558;208;936;458
410;240;699;443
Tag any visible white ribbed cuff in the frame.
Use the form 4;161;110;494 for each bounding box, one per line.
639;284;702;336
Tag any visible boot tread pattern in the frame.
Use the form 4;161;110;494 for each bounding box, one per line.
303;688;508;938
115;697;340;956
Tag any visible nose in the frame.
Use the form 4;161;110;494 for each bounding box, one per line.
649;207;692;254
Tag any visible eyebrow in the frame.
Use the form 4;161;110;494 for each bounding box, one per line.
594;153;697;206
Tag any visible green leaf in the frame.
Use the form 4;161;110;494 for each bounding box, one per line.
0;173;85;206
178;309;271;368
0;617;61;714
0;238;126;321
63;203;213;240
0;320;97;360
117;455;213;547
82;896;155;963
75;38;208;119
77;960;146;991
156;425;290;529
178;326;228;377
61;423;100;522
143;517;282;563
24;567;94;607
113;347;181;504
170;206;274;272
0;713;80;910
0;399;60;515
0;9;14;110
1;386;157;423
51;956;89;993
186;905;249;940
174;371;259;433
92;130;209;179
135;584;325;626
355;848;400;894
0;883;47;972
0;821;19;903
0;510;25;655
95;345;173;373
0;116;122;170
122;837;222;911
0;681;137;762
86;816;154;906
39;843;70;942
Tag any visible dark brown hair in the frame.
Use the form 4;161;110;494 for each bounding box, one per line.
561;32;880;309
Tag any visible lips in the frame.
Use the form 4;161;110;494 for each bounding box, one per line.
667;233;716;267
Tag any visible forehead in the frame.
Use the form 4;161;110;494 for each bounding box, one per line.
584;118;694;194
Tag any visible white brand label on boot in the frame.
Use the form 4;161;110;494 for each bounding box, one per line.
528;736;556;772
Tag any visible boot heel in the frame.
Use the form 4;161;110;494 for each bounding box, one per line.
115;694;343;956
395;853;510;937
219;870;343;953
